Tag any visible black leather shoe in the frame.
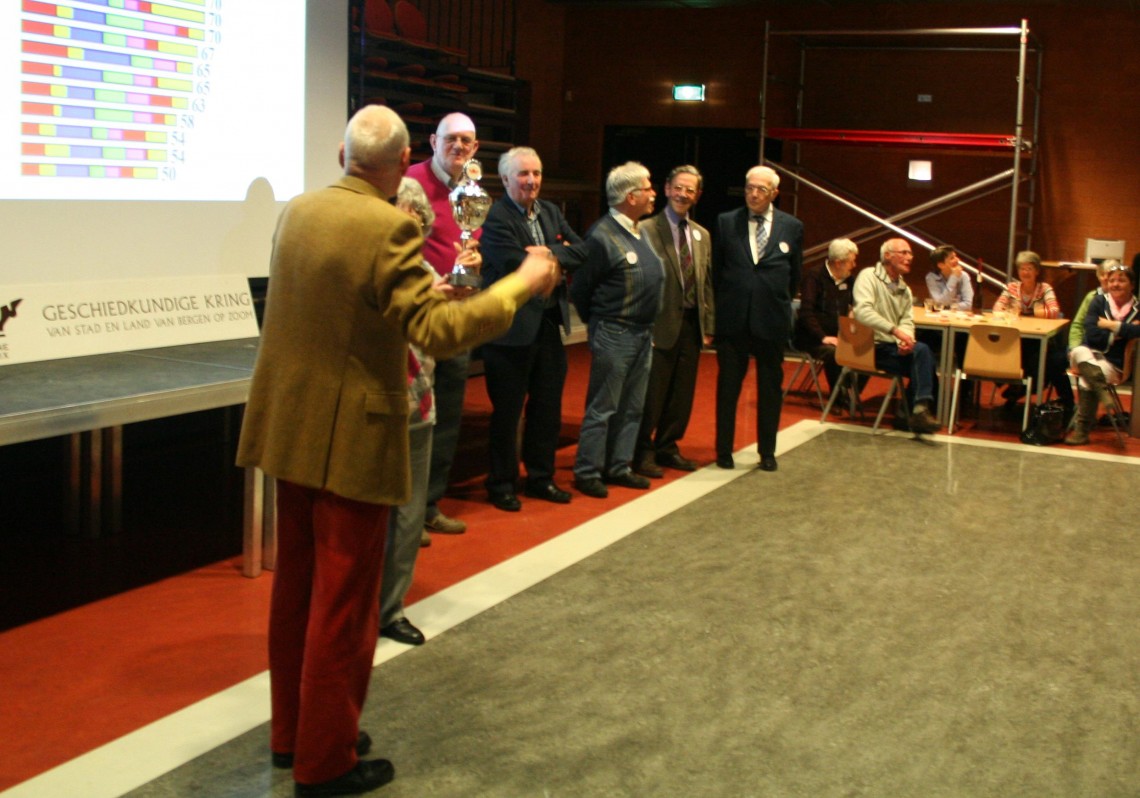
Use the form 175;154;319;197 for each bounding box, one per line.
524;482;571;504
295;758;394;797
489;491;521;512
574;477;608;498
633;458;664;478
604;471;651;490
758;455;778;472
380;618;425;646
715;455;734;470
273;731;372;769
657;453;697;472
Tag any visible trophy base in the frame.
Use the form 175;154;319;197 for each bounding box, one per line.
449;269;482;289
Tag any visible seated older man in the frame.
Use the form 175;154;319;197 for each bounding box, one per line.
794;237;858;394
851;238;940;434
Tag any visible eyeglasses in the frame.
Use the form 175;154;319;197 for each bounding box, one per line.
669;185;698;196
440;134;476;146
888;249;914;257
1105;263;1131;273
631;185;655;194
745;185;774;196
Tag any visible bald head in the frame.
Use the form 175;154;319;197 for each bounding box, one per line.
430;113;479;179
339;105;411;196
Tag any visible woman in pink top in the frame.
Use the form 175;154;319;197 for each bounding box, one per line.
992;250;1073;413
994;250;1061;318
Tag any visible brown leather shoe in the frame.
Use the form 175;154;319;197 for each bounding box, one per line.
657;453;697;472
633;456;664;478
424;513;466;534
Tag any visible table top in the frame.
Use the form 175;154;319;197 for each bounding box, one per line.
913;307;1068;336
0;338;259;447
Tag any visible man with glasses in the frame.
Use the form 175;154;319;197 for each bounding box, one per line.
406;113;481;540
570;162;665;498
634;165;715;478
851;238;940;433
712;165;803;472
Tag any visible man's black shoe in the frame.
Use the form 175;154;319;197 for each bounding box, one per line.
574;477;609;498
273;731;372;769
523;482;572;504
380;618;425;646
604;471;651;490
489;490;521;512
295;758;394;797
758;455;778;472
715;455;734;469
657;453;697;472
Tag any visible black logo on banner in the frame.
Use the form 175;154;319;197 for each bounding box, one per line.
0;299;22;336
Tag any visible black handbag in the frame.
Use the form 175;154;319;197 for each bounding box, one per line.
1020;401;1066;445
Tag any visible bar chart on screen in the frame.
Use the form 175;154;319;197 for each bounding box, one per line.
9;0;305;202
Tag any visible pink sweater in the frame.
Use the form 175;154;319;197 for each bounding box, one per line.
405;159;482;276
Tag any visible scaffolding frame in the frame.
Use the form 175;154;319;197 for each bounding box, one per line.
759;20;1042;287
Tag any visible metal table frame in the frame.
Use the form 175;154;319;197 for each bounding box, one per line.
0;338;274;577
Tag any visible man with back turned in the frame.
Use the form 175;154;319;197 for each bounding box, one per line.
237;105;557;797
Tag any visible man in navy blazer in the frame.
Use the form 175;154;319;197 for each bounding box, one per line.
712;165;803;472
480;147;589;510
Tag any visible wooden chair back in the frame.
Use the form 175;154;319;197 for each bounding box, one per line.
963;324;1022;381
835;316;878;372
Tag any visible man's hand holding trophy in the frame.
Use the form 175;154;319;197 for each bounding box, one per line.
448;157;559;299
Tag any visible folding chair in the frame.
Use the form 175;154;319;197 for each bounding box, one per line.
1067;338;1135;448
821;316;909;433
948;324;1032;434
783;299;826;407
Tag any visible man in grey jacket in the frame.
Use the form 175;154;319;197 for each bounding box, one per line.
851;238;940;433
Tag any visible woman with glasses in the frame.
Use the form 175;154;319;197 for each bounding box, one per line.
1065;263;1140;444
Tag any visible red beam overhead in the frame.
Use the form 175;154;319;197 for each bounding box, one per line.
766;128;1026;151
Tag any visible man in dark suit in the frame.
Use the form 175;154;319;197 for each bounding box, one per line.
713;165;803;472
794;237;858;394
634;165;715;478
480;147;589;511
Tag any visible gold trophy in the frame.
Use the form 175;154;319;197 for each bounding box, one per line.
447;159;492;288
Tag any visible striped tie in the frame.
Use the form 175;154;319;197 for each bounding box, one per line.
753;214;768;262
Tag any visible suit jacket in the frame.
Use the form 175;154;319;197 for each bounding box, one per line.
712;206;803;341
1083;291;1140;369
640;210;714;349
405;159;481;277
236;176;530;506
794;262;853;351
481;196;589;346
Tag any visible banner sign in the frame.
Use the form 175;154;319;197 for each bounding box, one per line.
0;275;259;366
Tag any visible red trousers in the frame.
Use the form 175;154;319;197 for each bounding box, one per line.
269;480;388;784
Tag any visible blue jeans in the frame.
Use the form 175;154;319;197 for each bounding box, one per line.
574;318;653;480
874;340;935;406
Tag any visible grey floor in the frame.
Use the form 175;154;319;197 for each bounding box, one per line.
125;430;1139;798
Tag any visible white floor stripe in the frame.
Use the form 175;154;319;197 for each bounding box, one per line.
3;419;1131;798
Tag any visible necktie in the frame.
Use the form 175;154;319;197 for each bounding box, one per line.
677;219;696;307
754;214;768;262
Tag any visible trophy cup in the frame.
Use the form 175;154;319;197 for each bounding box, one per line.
448;159;492;288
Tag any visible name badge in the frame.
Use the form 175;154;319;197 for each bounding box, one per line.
779;241;790;254
626;251;638;265
692;229;702;242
